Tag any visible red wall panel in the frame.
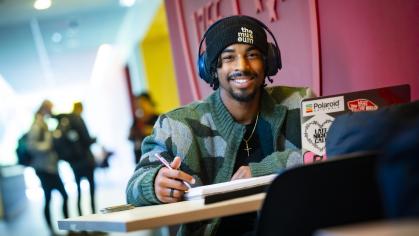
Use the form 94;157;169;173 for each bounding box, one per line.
318;0;419;100
165;0;419;103
165;0;319;104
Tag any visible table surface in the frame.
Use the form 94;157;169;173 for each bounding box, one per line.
315;219;419;236
58;193;266;232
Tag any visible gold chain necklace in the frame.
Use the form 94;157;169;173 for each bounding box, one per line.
243;113;259;157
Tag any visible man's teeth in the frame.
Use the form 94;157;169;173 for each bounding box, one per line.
233;79;248;84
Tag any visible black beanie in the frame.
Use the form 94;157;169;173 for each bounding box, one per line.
205;15;268;69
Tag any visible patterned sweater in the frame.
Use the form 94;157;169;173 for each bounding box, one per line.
126;87;304;235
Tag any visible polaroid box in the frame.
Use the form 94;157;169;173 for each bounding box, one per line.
300;84;410;164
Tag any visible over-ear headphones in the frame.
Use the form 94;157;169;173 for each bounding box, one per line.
197;15;282;87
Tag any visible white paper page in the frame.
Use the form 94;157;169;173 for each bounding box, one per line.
185;174;277;200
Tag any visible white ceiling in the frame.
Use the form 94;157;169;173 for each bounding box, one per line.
0;0;152;94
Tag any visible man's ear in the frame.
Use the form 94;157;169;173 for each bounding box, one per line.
213;71;218;79
210;70;220;90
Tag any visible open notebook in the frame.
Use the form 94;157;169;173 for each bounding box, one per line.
184;174;277;204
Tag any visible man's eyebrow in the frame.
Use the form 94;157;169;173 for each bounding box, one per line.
221;46;260;54
221;48;235;53
246;46;259;52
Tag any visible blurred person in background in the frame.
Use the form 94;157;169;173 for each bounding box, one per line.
128;92;159;164
28;99;69;235
53;101;97;215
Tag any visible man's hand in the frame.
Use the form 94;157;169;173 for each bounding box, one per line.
154;156;195;203
231;166;252;180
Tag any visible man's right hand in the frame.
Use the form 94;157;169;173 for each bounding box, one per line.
154;156;195;203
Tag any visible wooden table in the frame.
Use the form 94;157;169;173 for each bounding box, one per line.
315;219;419;236
58;193;266;232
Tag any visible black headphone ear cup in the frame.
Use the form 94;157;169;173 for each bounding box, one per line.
198;52;213;84
265;43;282;76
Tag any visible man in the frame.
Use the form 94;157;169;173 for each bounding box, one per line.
54;102;97;215
128;92;159;164
126;15;305;235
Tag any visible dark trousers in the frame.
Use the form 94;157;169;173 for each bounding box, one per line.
72;166;96;215
36;170;69;231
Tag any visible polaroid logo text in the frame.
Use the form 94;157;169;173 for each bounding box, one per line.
313;100;340;110
302;96;344;116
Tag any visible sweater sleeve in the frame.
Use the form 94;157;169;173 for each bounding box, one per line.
126;165;162;206
125;116;169;206
248;149;302;176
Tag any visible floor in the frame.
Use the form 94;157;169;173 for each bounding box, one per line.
0;162;169;236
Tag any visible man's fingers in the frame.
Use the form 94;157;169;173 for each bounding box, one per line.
231;170;243;181
160;177;189;192
170;156;182;169
167;188;184;199
231;172;239;181
169;156;196;185
155;157;196;203
231;168;244;180
231;166;252;180
156;186;185;203
159;196;181;203
162;166;195;185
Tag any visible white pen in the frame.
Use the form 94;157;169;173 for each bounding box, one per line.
154;153;192;190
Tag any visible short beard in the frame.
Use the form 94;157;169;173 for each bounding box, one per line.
227;70;260;102
229;88;258;102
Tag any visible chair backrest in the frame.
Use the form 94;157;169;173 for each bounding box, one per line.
255;152;384;236
266;85;314;109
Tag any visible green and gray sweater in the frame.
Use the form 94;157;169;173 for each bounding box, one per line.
126;87;306;235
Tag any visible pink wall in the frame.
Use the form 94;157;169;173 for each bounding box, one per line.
165;0;318;104
318;0;419;100
165;0;419;104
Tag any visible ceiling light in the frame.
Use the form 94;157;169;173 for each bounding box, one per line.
119;0;136;7
34;0;52;10
51;32;62;43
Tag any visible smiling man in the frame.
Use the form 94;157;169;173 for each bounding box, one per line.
126;15;304;235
